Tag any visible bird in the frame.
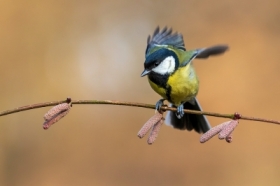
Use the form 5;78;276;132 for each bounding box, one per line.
141;26;228;133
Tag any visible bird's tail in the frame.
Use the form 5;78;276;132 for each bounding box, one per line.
165;98;211;133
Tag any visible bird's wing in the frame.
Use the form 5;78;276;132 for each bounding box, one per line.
196;45;229;58
145;26;186;55
180;45;229;66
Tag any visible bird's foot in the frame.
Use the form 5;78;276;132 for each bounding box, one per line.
155;99;165;113
175;104;184;119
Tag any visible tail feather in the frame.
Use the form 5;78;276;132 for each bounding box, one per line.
165;98;211;133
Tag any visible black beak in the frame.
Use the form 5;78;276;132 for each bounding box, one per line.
141;69;151;77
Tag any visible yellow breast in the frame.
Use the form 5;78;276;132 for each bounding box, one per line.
148;78;168;100
167;64;199;106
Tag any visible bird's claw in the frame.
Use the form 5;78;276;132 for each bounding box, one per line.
175;104;184;119
155;99;165;112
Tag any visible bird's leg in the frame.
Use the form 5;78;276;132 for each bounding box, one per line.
155;99;165;112
175;104;184;119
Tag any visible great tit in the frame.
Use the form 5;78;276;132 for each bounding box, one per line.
141;27;228;133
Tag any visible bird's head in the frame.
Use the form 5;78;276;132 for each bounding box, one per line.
141;47;179;77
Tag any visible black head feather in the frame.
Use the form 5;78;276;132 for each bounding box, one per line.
144;48;179;72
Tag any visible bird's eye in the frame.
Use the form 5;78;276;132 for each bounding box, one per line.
154;61;160;67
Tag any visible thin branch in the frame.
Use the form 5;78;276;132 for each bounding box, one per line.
0;99;280;125
0;100;66;116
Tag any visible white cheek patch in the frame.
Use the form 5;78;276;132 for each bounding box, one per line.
152;56;176;75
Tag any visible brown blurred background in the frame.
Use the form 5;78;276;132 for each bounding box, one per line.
1;0;280;185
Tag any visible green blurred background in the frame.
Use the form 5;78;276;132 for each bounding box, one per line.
1;0;280;185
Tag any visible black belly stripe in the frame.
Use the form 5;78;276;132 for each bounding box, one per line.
166;85;172;103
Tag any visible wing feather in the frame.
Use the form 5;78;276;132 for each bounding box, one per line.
145;26;185;55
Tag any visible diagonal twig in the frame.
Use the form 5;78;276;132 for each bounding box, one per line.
0;99;279;126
